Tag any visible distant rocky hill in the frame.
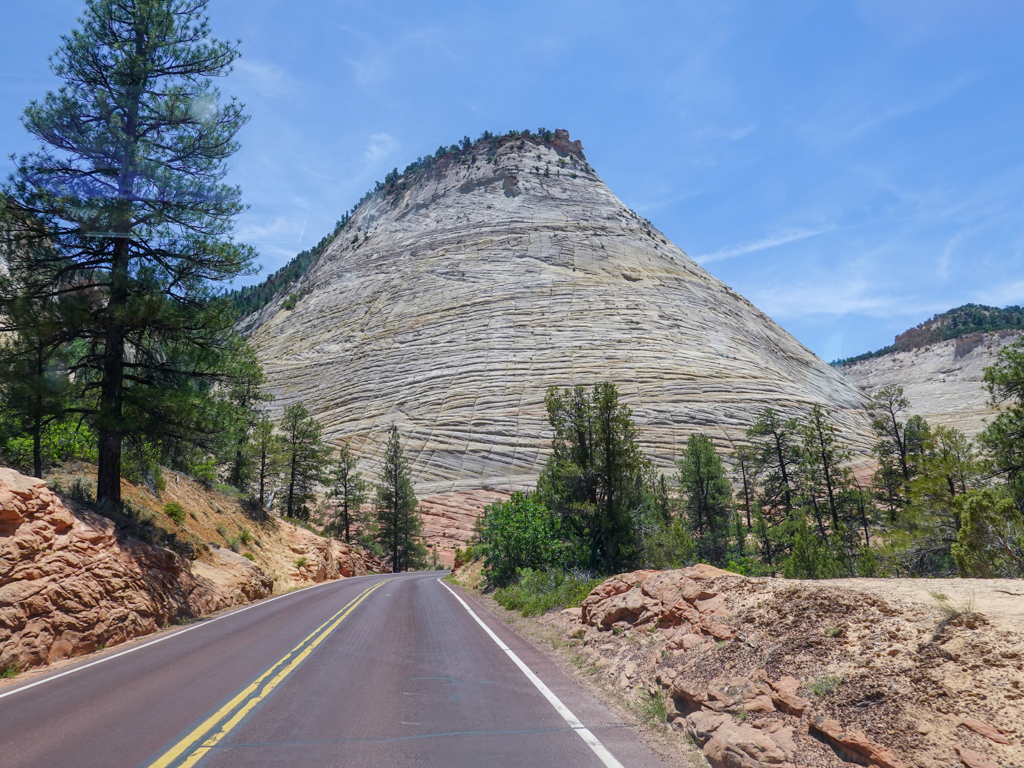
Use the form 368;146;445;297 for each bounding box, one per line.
833;304;1024;366
242;128;876;564
840;312;1022;439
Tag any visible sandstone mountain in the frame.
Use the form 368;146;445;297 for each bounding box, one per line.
244;130;875;560
841;330;1022;440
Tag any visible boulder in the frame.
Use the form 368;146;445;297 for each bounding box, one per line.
809;716;909;768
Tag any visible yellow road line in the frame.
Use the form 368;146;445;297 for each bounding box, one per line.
146;579;391;768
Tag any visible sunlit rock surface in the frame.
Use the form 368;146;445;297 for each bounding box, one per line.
842;331;1022;440
244;130;875;557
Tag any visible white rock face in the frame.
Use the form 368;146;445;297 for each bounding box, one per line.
841;331;1023;439
246;131;874;502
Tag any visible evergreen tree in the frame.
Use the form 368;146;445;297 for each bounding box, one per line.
222;343;273;491
0;262;74;478
3;0;253;510
327;442;367;543
677;433;733;565
891;425;980;575
952;488;1024;577
731;444;758;530
280;403;330;519
797;405;855;539
248;417;282;511
745;408;800;565
980;336;1024;508
373;426;424;572
538;382;651;573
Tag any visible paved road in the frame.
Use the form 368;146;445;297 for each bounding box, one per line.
0;572;673;768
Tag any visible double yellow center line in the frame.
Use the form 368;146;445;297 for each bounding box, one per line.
147;578;392;768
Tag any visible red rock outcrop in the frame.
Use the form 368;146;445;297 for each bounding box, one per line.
557;568;1020;768
0;468;273;671
580;565;738;640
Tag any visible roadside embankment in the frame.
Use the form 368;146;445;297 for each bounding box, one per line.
504;566;1022;768
0;466;383;673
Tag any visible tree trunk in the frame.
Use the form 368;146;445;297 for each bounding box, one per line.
32;413;42;480
96;264;126;512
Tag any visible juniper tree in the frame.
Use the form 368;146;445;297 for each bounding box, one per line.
980;337;1024;508
373;426;424;572
3;0;253;509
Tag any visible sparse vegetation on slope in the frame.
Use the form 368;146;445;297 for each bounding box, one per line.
833;303;1024;365
226;128;592;319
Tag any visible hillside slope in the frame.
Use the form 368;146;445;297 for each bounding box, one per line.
842;330;1022;438
0;463;383;673
508;567;1024;768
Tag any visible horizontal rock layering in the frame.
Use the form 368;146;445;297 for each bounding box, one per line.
247;129;875;501
842;330;1023;439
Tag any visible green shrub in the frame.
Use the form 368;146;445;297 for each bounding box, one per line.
238;527;254;545
163;502;186;524
283;293;298;310
493;568;602;617
242;552;255;561
809;675;842;696
478;492;565;585
294;556;308;569
1;665;18;679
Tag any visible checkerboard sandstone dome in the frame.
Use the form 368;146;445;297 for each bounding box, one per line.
244;129;874;497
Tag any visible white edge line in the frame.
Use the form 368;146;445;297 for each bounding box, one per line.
437;578;625;768
0;573;382;702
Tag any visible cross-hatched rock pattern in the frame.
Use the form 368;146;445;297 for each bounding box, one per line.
246;130;875;503
841;330;1023;440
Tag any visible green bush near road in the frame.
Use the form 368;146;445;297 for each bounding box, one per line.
493;568;602;617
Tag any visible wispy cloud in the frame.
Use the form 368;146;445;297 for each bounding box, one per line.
752;276;937;320
364;133;399;164
694;226;833;265
232;57;293;98
803;75;975;146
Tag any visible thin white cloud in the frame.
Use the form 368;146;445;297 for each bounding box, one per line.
753;277;937;321
236;213;304;245
803;74;974;146
727;125;755;141
364;133;399;164
232;57;293;98
694;226;833;265
972;279;1024;308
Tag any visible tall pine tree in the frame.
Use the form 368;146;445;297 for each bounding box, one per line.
373;426;424;572
327;442;367;543
280;403;330;519
3;0;253;509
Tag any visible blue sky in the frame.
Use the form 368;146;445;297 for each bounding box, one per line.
2;1;1023;361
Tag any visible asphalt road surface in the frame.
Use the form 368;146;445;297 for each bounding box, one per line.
0;571;675;768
